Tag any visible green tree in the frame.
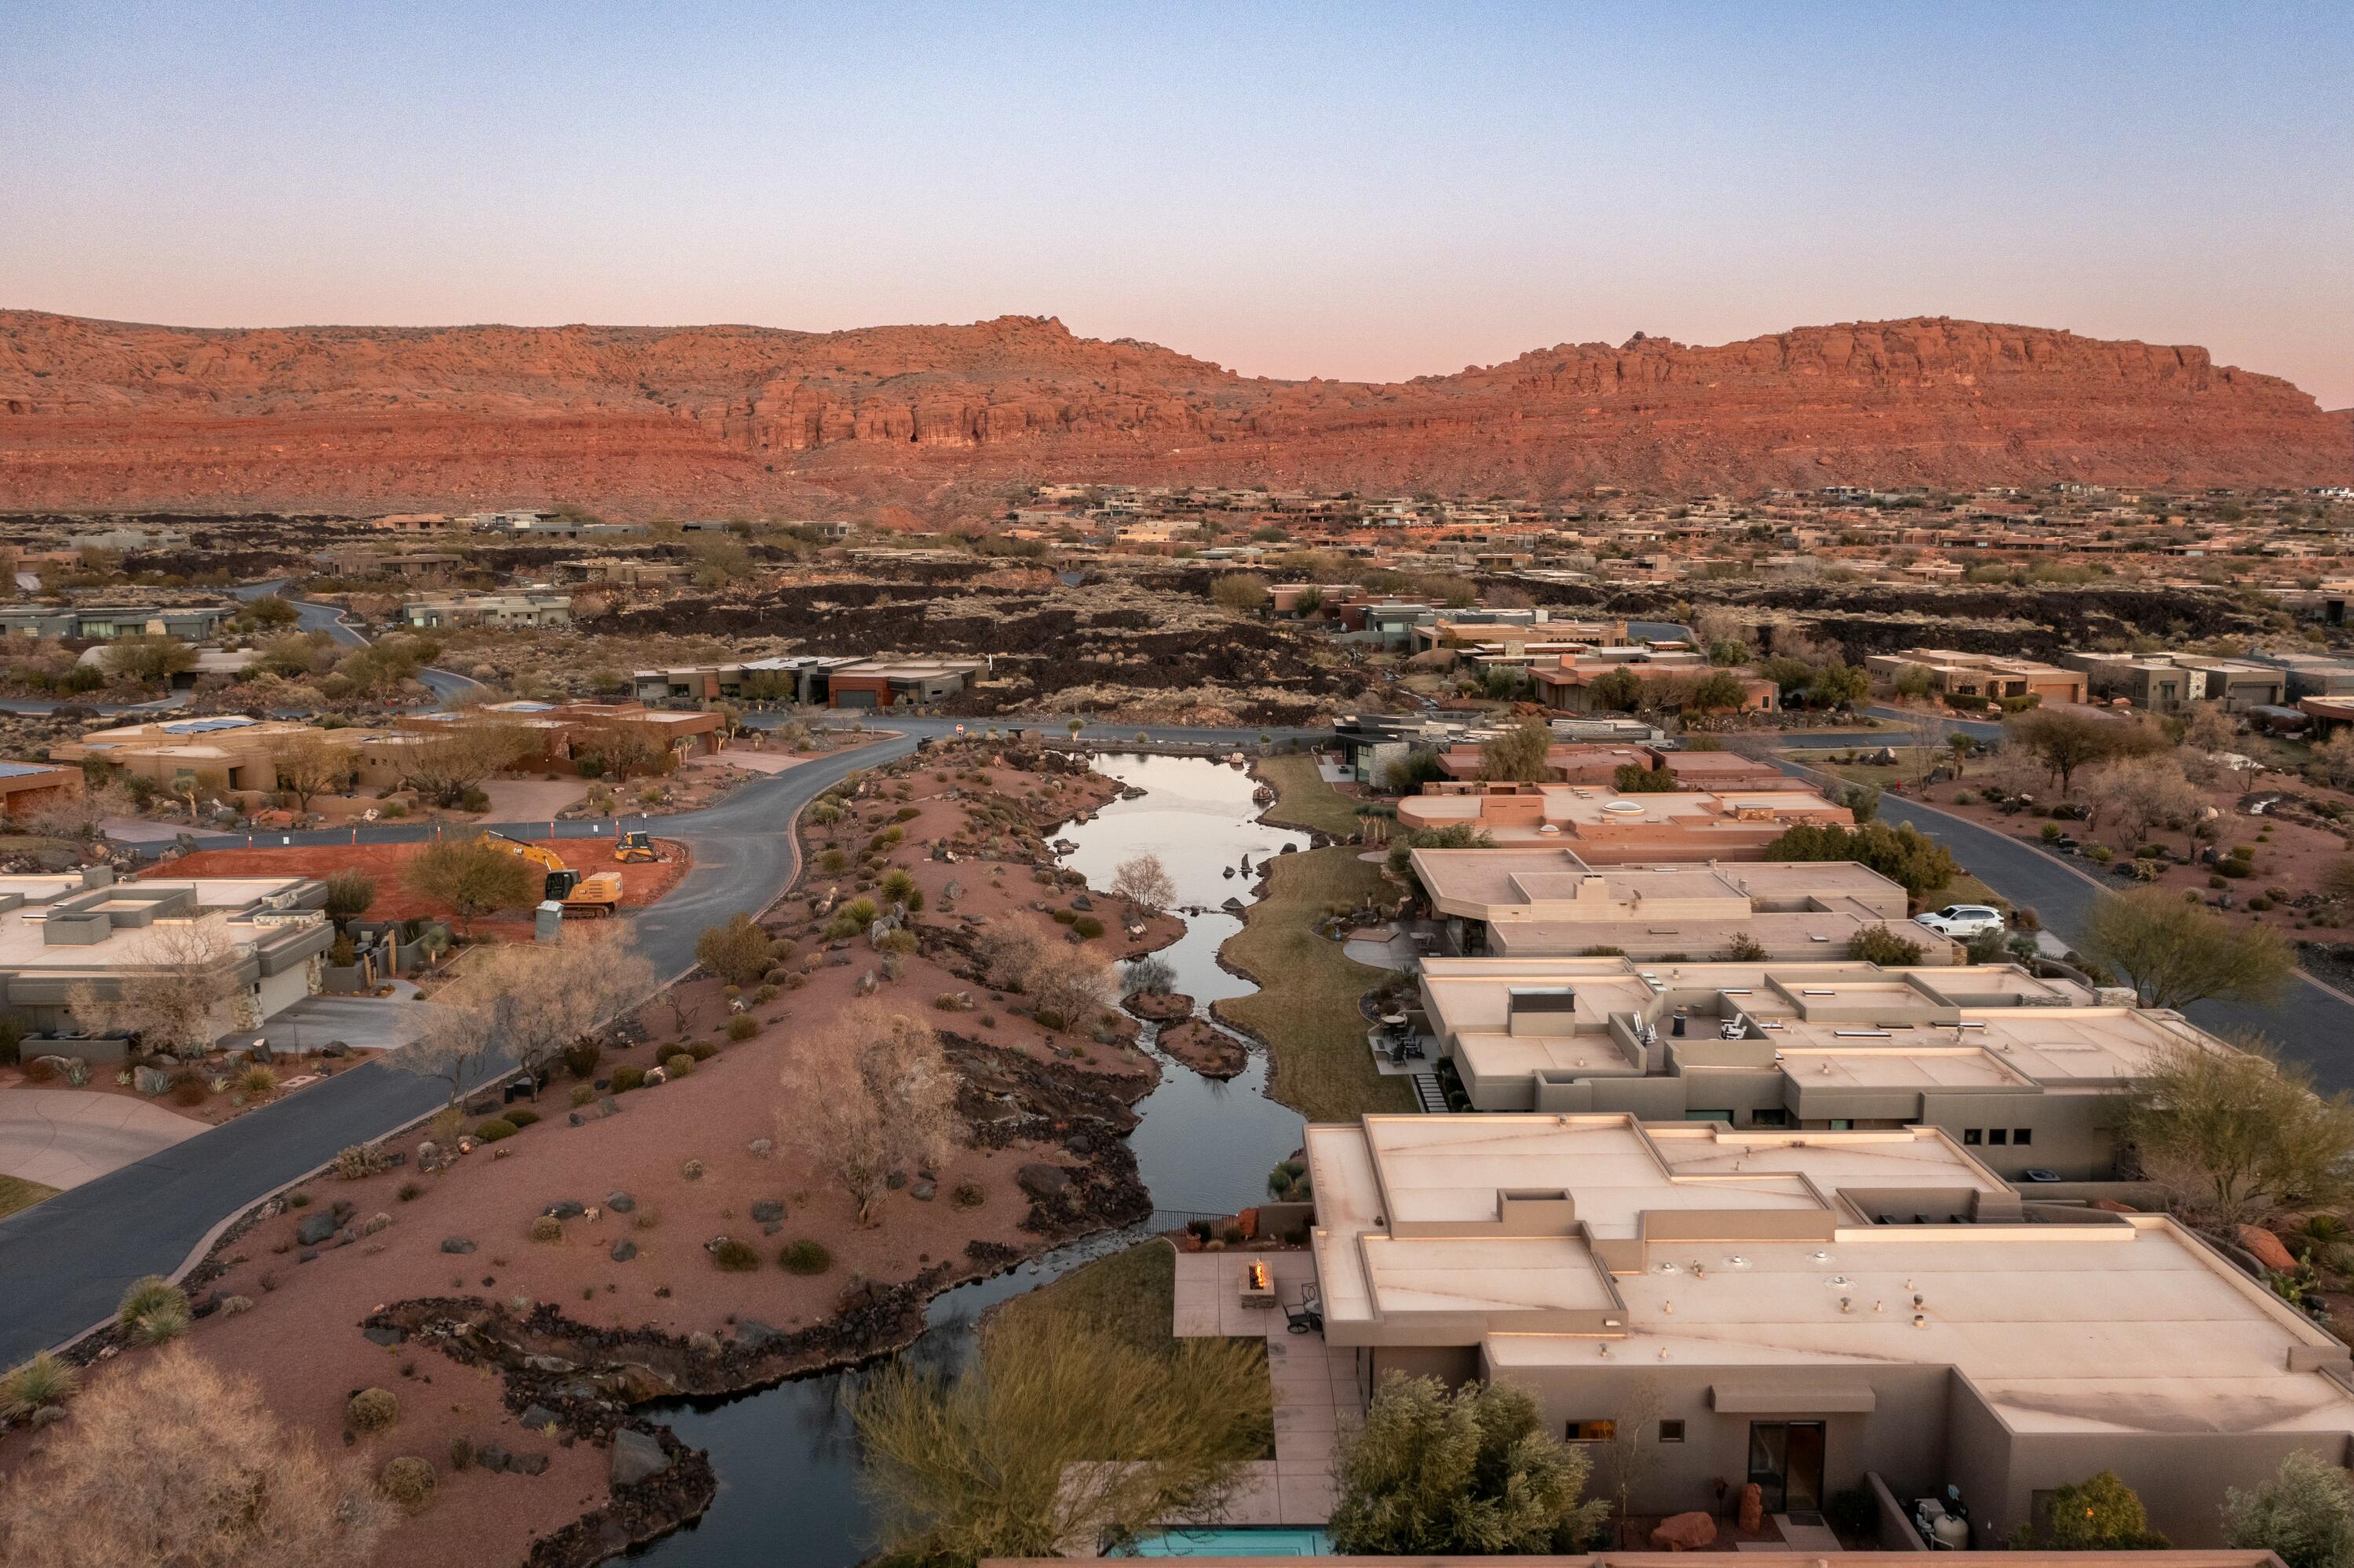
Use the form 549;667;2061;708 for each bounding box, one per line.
1586;668;1644;713
1479;717;1555;782
323;869;376;930
403;834;535;937
856;1312;1268;1565
2007;707;2162;797
2034;1471;2169;1550
2224;1450;2354;1568
1684;670;1749;713
1330;1372;1607;1555
2083;888;2295;1011
1849;924;1927;965
1210;572;1269;612
2123;1031;2354;1224
695;913;775;987
1613;761;1678;793
1760;822;1958;902
99;635;195;687
1805;662;1871;709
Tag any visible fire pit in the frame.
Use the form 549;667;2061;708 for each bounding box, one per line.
1239;1259;1276;1310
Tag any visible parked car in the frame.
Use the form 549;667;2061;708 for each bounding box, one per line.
1916;903;2005;939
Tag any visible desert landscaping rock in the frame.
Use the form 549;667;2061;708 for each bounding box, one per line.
604;1190;636;1213
295;1212;337;1246
1016;1162;1071;1198
610;1239;637;1263
610;1427;672;1488
440;1237;477;1254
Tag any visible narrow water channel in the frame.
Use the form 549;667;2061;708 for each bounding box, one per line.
628;755;1311;1565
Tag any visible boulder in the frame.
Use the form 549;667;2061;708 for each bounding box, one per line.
735;1318;783;1349
440;1237;477;1254
1650;1511;1717;1552
1016;1162;1071;1198
2241;1224;2300;1273
750;1199;784;1224
295;1212;337;1246
517;1403;560;1432
911;1180;936;1202
609;1239;637;1263
544;1200;587;1220
610;1428;670;1488
1739;1481;1765;1533
604;1191;636;1214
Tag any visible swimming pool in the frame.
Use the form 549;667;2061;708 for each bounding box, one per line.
1122;1529;1337;1556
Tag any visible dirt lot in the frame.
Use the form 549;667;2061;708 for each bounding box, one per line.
149;837;691;938
0;742;1188;1567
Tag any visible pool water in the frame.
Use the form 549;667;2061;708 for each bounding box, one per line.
1122;1528;1338;1556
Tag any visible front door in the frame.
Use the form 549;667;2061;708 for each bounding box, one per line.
1746;1420;1826;1512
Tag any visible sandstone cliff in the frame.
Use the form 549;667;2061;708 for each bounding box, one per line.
2;310;2345;515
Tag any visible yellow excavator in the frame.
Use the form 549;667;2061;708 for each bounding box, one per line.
614;830;659;864
484;831;623;917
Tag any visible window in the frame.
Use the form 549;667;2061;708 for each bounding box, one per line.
1687;1110;1734;1125
1568;1420;1616;1442
1749;1108;1788;1128
1659;1420;1686;1443
1988;1129;2009;1147
1827;1118;1853;1131
2013;1129;2032;1146
1962;1129;1982;1145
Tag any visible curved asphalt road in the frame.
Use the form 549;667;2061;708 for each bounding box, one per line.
0;726;916;1364
0;717;1330;1361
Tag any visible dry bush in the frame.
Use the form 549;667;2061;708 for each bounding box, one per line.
0;1344;387;1567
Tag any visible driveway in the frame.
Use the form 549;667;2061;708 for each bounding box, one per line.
0;1092;206;1191
223;994;445;1056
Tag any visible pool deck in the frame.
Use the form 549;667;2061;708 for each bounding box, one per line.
1172;1252;1356;1528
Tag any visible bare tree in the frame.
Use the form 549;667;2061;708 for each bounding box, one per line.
65;917;241;1057
0;1344;386;1568
392;988;503;1108
455;927;655;1093
1602;1378;1667;1537
782;1001;961;1223
18;777;134;841
1025;941;1118;1032
268;733;349;812
1108;853;1176;913
403;720;532;807
2082;753;2205;851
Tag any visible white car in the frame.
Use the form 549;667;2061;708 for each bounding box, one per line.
1915;903;2005;939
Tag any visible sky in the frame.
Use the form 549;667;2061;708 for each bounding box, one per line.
7;2;2352;406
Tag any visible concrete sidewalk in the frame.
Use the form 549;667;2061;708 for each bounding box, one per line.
0;1090;206;1191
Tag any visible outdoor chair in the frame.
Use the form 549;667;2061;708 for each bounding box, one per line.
1283;1292;1324;1335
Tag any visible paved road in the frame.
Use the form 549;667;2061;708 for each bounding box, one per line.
0;727;916;1364
0;717;1330;1360
236;578;484;704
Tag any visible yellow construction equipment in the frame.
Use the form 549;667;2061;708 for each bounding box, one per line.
614;830;658;864
484;831;622;917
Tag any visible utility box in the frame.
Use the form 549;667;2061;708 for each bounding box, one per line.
534;901;564;943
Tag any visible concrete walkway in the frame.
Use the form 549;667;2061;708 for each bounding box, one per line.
0;1091;207;1191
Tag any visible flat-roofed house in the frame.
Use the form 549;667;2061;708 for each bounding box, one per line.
0;760;82;822
1397;782;1850;857
1866;649;2086;706
1293;1110;2354;1546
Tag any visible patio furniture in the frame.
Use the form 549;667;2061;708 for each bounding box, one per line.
1283;1287;1324;1335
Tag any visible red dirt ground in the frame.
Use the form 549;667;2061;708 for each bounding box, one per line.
2;747;1182;1566
148;837;691;938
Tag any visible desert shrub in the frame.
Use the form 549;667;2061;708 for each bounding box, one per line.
0;1350;78;1417
951;1180;986;1209
893;805;922;822
237;1063;278;1098
170;1074;208;1107
117;1275;190;1344
529;1216;563;1243
285;1189;312;1207
1071;916;1104;939
378;1455;436;1513
348;1387;400;1433
571;1085;596;1107
563;1040;602;1079
473;1118;518;1142
2087;844;2115;864
1051;908;1078;926
727;1015;758;1041
687;1041;719;1060
1849;925;1926;967
507;1107;542;1129
611;1064;647;1092
664;1052;695;1077
397;1181;425;1202
710;1238;761;1271
332;1143;391;1180
447;1435;474;1472
779;1239;834;1274
754;983;779;1003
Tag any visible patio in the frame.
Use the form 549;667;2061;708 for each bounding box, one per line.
1172;1250;1357;1527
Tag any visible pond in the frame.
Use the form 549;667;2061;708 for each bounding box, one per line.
629;755;1312;1565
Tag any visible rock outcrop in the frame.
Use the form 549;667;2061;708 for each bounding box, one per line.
3;310;2345;513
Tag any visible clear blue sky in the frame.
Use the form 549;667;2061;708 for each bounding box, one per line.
8;2;2351;403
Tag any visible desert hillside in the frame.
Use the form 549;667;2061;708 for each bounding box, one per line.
2;310;2346;515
